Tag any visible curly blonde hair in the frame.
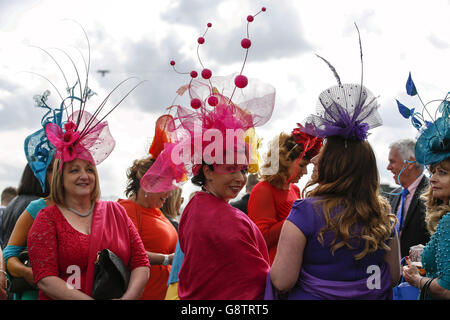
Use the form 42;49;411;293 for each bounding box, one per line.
421;159;450;235
260;132;305;189
306;136;396;260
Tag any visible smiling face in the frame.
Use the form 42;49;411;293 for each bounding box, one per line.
429;160;450;203
203;164;247;202
146;190;172;209
63;158;97;200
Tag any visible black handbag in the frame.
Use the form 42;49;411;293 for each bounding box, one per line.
8;250;35;294
91;249;130;300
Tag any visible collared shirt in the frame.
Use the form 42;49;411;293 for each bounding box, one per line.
397;173;424;234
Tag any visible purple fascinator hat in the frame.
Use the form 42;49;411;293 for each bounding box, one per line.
300;24;382;141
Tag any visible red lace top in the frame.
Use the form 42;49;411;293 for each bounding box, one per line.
27;201;150;300
248;181;300;265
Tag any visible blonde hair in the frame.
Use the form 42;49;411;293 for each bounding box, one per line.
421;159;450;235
51;158;101;206
260;132;304;189
161;188;182;219
125;157;155;197
307;136;395;260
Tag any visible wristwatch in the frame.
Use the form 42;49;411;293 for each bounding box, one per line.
162;254;170;266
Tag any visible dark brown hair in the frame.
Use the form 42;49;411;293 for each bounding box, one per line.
17;164;50;198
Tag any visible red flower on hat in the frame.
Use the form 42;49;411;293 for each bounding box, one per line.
291;124;323;158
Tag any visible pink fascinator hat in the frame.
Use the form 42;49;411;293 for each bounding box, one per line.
140;6;275;193
33;24;144;172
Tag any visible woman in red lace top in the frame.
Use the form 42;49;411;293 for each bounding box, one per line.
248;130;322;265
27;158;150;300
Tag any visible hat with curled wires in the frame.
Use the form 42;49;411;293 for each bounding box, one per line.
140;6;275;193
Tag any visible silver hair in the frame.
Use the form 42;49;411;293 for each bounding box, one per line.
389;139;424;171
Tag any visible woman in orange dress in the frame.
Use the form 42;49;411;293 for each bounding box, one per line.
118;157;178;300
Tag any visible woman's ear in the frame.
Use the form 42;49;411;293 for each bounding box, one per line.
202;165;215;185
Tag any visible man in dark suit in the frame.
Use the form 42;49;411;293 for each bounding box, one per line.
386;139;430;257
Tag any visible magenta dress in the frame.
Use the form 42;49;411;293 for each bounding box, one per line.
178;192;270;300
265;197;393;300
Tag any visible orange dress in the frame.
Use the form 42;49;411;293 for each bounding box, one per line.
248;181;300;265
118;199;178;300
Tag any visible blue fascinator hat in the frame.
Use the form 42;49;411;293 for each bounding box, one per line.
24;90;63;192
415;116;450;165
396;73;450;165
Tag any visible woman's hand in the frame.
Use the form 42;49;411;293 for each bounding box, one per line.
402;256;421;288
119;266;149;300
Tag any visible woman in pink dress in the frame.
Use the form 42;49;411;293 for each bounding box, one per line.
26;32;150;299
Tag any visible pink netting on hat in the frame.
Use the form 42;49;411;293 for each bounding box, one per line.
140;142;188;193
185;74;275;128
169;74;274;173
46;110;115;170
140;8;272;192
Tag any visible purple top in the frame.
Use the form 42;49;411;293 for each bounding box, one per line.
274;197;393;300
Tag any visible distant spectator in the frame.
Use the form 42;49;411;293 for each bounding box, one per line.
161;188;183;232
0;187;18;249
1;164;49;249
1;187;17;208
230;173;259;215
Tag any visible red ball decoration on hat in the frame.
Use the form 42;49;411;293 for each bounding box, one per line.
201;68;212;79
241;38;251;49
170;60;175;66
198;37;205;44
207;22;212;27
235;75;248;88
208;96;218;106
190;71;198;78
262;7;266;12
247;15;254;22
190;98;202;109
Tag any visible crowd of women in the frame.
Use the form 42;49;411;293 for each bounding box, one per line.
0;8;449;301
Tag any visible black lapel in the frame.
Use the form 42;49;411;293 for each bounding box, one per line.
403;175;429;229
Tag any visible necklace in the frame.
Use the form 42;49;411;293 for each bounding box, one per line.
67;203;95;217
